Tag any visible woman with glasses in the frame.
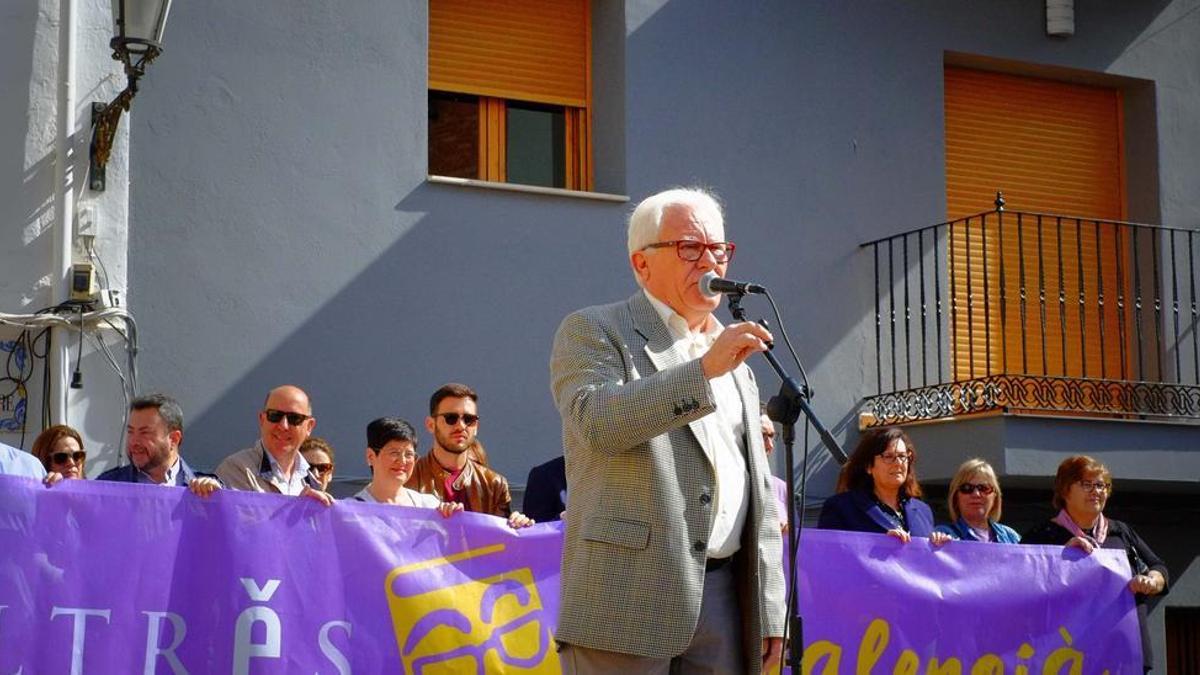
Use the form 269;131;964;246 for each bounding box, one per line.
352;417;463;518
1023;455;1168;673
817;426;950;544
300;437;336;492
933;458;1020;543
31;425;87;480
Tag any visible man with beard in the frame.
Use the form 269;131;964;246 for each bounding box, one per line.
98;393;221;495
214;385;332;505
406;383;533;528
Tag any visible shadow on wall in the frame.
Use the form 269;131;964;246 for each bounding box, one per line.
181;181;633;482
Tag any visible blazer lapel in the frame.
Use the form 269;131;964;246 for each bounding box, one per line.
629;293;718;469
852;488;897;532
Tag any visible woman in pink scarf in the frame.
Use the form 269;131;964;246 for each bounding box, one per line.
1023;455;1168;672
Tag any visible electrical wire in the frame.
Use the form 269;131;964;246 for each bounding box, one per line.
0;302;137;449
87;330;132;457
763;289;811;395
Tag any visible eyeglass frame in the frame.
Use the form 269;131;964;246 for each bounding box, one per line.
263;409;311;426
436;412;479;427
51;450;87;465
640;240;736;263
1076;479;1112;494
308;462;335;476
957;482;995;496
876;452;912;465
369;447;418;463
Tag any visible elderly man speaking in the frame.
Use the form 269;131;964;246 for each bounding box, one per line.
550;187;785;674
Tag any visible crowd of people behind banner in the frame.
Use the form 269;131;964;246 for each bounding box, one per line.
0;185;1172;674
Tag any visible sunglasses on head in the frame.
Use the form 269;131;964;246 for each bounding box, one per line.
51;450;86;465
437;412;479;426
957;482;995;496
263;409;310;426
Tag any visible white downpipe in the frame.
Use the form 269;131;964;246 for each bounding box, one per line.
51;0;78;425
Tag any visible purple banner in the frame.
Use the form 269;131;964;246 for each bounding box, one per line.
0;478;1143;673
0;476;563;674
797;528;1142;675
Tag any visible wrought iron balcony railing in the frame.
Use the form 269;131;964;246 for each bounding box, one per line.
860;195;1200;426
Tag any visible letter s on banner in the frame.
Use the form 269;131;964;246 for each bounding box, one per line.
318;621;352;675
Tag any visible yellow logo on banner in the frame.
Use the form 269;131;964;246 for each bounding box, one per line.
386;544;560;675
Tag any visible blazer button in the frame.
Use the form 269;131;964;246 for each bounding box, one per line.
699;493;712;505
693;540;706;552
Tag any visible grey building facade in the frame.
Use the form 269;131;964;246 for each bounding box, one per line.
3;0;1196;670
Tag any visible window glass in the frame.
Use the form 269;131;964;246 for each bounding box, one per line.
506;103;565;188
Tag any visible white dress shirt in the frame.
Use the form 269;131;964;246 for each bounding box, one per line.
645;291;749;559
265;447;311;496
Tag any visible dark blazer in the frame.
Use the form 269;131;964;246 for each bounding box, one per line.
96;457;209;486
522;456;567;523
817;488;936;537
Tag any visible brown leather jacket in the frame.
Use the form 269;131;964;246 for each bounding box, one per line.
405;452;512;517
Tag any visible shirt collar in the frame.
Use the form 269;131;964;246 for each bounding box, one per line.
257;440;310;479
138;456;180;485
642;289;722;345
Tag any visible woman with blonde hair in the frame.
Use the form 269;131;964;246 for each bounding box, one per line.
934;458;1019;543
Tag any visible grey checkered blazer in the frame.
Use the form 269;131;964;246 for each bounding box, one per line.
550;292;786;671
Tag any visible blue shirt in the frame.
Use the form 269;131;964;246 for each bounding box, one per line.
0;442;47;479
934;517;1021;543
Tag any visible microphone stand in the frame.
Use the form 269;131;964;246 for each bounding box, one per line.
725;292;847;674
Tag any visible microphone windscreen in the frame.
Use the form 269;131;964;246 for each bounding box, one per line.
698;271;722;298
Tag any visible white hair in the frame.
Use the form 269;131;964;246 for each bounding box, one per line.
626;187;725;259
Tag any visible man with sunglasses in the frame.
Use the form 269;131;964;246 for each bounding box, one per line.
406;383;533;528
550;188;785;674
214;385;332;505
97;393;221;495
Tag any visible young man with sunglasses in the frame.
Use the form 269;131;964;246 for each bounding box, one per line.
97;393;221;496
406;383;533;528
550;188;785;674
214;385;332;505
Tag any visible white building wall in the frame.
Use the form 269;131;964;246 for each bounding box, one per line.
0;0;135;471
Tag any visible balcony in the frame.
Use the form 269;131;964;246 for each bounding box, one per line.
859;195;1200;486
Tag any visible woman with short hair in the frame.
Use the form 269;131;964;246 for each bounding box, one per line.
1023;455;1168;673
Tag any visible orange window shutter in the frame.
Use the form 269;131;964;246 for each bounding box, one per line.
944;66;1125;383
430;0;590;108
563;107;592;191
478;98;507;182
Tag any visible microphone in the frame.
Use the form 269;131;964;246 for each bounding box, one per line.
698;271;767;297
